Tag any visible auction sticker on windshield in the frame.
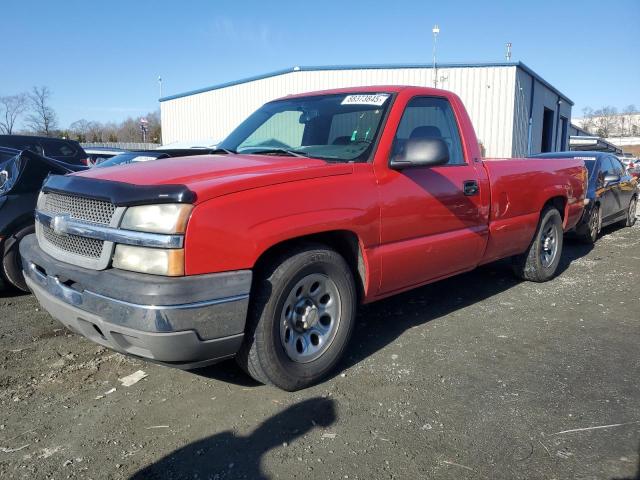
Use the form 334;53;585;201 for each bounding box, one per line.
341;94;390;106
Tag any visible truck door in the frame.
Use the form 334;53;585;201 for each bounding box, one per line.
375;96;490;294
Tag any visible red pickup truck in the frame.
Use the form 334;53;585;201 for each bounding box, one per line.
20;86;586;390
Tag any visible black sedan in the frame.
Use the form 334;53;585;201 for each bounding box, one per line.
530;151;638;243
0;147;83;291
0;135;89;166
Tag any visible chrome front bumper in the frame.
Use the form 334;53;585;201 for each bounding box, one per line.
20;234;251;367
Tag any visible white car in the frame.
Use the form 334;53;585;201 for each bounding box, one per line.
157;139;218;150
85;147;127;166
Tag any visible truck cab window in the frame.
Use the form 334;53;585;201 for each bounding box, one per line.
393;97;465;165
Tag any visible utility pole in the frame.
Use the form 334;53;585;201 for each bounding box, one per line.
158;76;163;98
432;24;440;88
505;42;512;61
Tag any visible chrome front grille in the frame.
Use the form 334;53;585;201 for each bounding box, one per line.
41;224;104;259
42;192;115;225
36;192;124;270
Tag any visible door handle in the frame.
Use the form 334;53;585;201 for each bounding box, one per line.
463;180;479;196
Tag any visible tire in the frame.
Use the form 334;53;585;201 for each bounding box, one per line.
623;196;637;227
2;224;34;292
512;206;563;282
576;204;601;244
236;244;357;391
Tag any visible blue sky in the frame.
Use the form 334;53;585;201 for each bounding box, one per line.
1;0;638;129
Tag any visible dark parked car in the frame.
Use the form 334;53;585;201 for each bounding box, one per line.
0;147;82;291
530;151;638;243
0;135;88;166
94;148;217;168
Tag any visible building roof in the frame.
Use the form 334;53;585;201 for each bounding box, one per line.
569;136;623;154
159;61;573;105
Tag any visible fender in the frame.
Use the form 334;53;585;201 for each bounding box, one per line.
0;192;39;238
184;165;381;295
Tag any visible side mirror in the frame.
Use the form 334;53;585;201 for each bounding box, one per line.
390;138;449;170
604;174;620;185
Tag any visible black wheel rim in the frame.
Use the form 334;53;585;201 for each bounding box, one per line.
540;221;559;268
589;207;600;240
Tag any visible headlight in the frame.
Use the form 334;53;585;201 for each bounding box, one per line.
121;204;193;234
112;245;184;276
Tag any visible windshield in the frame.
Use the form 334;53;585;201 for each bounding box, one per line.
218;93;393;162
96;152;167;168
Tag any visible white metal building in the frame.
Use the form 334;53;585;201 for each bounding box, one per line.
160;62;573;158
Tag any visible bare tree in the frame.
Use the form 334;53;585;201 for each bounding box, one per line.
593;106;618;138
147;111;162;143
580;107;596;134
0;93;28;134
69;119;93;142
622;104;638;136
26;86;58;136
117;117;142;142
67;110;161;144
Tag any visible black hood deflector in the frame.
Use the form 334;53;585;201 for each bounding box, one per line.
42;174;197;206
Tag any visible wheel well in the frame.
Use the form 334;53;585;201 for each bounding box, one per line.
544;196;567;220
253;231;366;302
1;220;35;253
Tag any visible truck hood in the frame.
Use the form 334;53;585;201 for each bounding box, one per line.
74;154;353;203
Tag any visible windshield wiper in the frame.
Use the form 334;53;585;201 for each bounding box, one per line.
209;148;236;154
243;148;309;158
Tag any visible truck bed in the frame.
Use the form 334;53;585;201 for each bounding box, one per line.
480;157;586;264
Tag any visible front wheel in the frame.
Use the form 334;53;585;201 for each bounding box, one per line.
2;225;34;292
512;206;563;282
236;244;356;391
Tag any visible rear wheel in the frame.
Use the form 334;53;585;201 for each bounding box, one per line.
236;244;356;391
2;224;34;292
623;196;637;227
577;204;601;244
512;206;563;282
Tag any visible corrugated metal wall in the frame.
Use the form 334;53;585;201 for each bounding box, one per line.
161;66;519;157
513;68;572;156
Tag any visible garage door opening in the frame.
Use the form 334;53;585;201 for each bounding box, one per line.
541;108;555;152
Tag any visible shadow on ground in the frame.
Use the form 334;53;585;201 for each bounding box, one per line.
129;397;336;480
194;235;596;387
337;235;593;374
0;284;28;299
192;359;261;387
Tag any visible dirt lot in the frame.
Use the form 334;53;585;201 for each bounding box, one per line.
1;217;639;480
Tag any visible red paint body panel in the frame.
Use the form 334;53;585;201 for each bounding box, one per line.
72;86;587;303
479;158;586;264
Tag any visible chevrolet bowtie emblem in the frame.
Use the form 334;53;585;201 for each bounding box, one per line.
51;214;70;236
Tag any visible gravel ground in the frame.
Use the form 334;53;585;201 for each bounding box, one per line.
1;217;639;480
